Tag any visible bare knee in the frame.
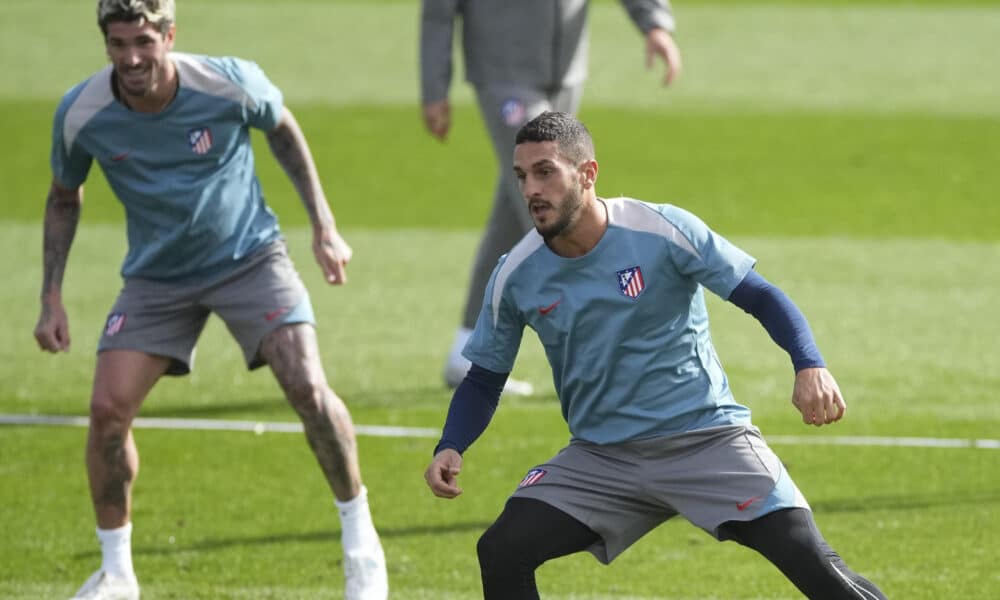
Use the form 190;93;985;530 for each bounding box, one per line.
89;388;137;437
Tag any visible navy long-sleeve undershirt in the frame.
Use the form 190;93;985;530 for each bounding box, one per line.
726;269;825;372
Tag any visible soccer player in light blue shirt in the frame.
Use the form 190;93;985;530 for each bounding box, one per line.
425;112;887;599
35;2;387;599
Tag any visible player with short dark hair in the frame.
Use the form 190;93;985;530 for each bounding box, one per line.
35;1;388;598
425;111;889;599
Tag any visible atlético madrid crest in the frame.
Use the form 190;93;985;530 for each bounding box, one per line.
616;266;645;299
104;312;127;337
188;127;213;155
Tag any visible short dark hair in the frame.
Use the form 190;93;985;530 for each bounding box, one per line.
98;0;175;37
515;111;595;165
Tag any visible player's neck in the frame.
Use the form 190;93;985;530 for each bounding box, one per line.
546;195;607;258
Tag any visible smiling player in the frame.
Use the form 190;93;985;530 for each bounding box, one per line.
35;1;387;598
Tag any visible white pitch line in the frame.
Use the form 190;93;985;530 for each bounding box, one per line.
0;414;439;439
1;414;997;449
767;434;1000;450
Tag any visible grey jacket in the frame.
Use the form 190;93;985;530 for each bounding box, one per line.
420;0;675;104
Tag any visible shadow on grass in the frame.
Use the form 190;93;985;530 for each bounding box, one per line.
72;521;495;559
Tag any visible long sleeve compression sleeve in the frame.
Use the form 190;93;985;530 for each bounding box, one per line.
727;270;826;372
434;363;507;455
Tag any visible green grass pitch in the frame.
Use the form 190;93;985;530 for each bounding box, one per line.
1;1;998;598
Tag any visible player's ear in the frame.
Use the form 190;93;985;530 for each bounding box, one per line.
163;24;176;50
579;159;598;189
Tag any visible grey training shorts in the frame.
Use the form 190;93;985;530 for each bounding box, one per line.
511;425;810;564
97;240;315;375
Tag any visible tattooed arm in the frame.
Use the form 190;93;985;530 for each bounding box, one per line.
34;179;83;352
266;107;352;285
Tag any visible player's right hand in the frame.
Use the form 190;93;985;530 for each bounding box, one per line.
422;99;451;141
425;448;463;498
34;300;71;353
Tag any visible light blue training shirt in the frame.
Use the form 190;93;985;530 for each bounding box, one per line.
50;52;284;281
463;197;758;444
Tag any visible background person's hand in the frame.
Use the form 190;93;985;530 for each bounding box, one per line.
422;99;451;141
645;28;683;86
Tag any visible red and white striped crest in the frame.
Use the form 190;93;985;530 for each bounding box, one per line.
517;468;547;488
104;312;127;337
616;266;646;299
188;127;213;155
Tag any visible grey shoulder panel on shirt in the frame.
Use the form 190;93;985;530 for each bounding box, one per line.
172;53;256;110
605;196;701;260
490;231;545;327
63;66;115;154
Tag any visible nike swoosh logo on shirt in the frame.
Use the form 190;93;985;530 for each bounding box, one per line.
265;307;289;321
736;496;763;511
111;151;130;162
538;299;562;315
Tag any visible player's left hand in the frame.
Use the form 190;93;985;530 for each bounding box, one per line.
645;27;682;86
792;367;846;426
313;226;353;285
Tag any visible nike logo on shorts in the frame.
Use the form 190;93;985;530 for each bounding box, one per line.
265;307;289;321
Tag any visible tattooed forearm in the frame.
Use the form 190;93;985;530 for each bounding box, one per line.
266;109;333;228
41;184;82;299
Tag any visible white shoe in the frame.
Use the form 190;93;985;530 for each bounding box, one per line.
70;570;139;600
343;537;388;600
443;357;534;397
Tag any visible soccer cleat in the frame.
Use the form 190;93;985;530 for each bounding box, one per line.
69;570;139;600
343;536;388;600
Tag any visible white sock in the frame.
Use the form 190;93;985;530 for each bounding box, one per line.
96;522;135;580
335;486;377;550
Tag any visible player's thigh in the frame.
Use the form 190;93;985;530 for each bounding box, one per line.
207;241;316;371
257;323;329;395
98;277;210;376
481;497;600;564
91;350;171;421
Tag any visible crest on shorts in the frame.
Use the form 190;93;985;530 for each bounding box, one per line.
188;126;213;155
517;468;547;488
500;98;526;128
104;312;127;337
616;265;645;299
